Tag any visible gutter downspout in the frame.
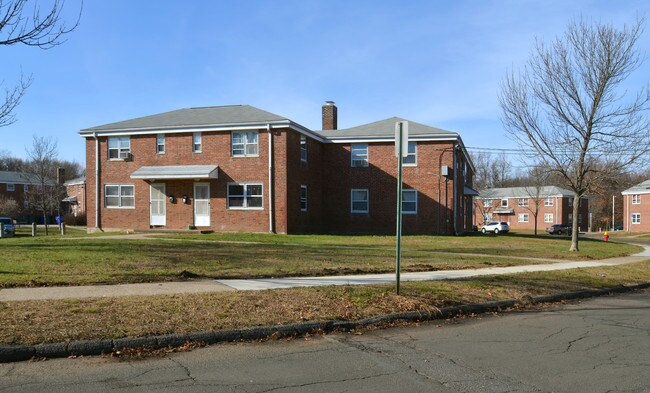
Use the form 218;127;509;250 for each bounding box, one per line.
267;124;275;233
452;143;457;235
93;132;100;230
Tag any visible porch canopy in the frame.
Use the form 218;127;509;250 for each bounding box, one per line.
494;208;514;214
464;186;479;196
130;165;219;180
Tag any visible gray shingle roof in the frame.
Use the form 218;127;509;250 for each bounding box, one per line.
317;117;458;139
81;105;289;133
621;179;650;195
130;165;219;180
478;186;575;199
0;171;33;184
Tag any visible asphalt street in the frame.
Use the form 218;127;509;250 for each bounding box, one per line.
1;290;648;393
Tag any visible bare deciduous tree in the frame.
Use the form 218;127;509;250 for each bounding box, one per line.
499;18;650;251
22;135;64;234
1;0;81;128
0;195;20;216
522;167;551;236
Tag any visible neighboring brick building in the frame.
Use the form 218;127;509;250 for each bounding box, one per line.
80;103;476;235
622;179;650;232
0;171;31;213
63;176;87;217
475;186;590;232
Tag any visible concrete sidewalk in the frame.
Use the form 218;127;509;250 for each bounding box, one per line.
1;245;648;302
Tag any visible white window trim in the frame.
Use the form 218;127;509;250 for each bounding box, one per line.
402;189;417;215
104;184;135;209
227;182;264;210
483;199;492;208
402;142;417;167
632;194;641;204
232;131;259;157
6;183;15;192
351;189;369;213
300;185;308;212
501;198;508;207
157;134;165;154
351;144;369;167
24;184;29;193
517;198;529;207
108;136;131;160
544;197;553;206
632;213;641;224
300;136;307;162
544;213;553;223
193;132;202;153
518;213;529;222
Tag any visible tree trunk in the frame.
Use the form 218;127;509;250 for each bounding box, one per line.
534;215;538;236
43;212;48;236
569;195;580;251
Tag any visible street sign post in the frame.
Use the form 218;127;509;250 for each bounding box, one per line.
395;121;408;295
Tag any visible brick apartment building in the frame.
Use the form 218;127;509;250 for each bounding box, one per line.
0;171;31;213
80;103;476;235
622;179;650;232
63;176;87;218
475;186;590;231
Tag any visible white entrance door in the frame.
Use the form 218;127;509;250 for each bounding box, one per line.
150;183;166;226
194;183;210;227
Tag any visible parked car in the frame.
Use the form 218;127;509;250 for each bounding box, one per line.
546;224;571;235
0;217;15;237
613;225;623;231
481;221;509;234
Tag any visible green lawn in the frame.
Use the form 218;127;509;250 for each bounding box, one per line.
0;231;641;287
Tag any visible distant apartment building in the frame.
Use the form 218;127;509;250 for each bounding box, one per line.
475;186;589;231
622;179;650;232
63;176;87;217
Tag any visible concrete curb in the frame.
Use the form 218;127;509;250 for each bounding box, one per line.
1;283;648;363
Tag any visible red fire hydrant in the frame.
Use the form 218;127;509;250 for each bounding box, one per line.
603;231;609;242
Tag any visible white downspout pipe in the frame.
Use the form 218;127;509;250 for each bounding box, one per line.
267;124;274;233
452;143;457;235
93;132;100;229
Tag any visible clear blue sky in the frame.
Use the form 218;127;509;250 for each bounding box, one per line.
2;0;649;166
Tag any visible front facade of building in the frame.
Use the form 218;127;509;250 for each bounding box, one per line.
622;179;650;232
475;186;590;231
81;103;476;235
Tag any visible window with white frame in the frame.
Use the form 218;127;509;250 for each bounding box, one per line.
24;184;28;193
232;131;259;157
632;213;641;224
108;136;130;159
192;132;202;153
568;213;573;223
518;213;529;222
518;198;529;207
568;198;574;207
482;213;493;223
544;213;553;223
227;183;263;209
351;189;369;213
483;199;492;208
351;144;368;167
402;142;417;166
156;134;165;154
6;183;15;192
402;189;417;214
501;198;508;207
544;197;553;206
300;185;307;211
300;136;307;162
104;184;134;208
632;194;641;204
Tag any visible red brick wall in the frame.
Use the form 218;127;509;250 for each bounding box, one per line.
0;182;29;213
87;129;291;232
320;141;458;235
623;193;650;232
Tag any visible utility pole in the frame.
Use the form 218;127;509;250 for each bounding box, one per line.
612;195;615;230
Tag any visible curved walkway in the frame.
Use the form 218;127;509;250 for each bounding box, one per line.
1;244;648;303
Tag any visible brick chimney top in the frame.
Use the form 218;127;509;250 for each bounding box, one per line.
322;101;338;130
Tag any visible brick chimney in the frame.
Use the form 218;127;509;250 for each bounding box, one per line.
57;167;65;185
322;101;337;130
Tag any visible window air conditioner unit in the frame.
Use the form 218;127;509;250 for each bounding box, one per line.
441;165;449;176
119;151;133;161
